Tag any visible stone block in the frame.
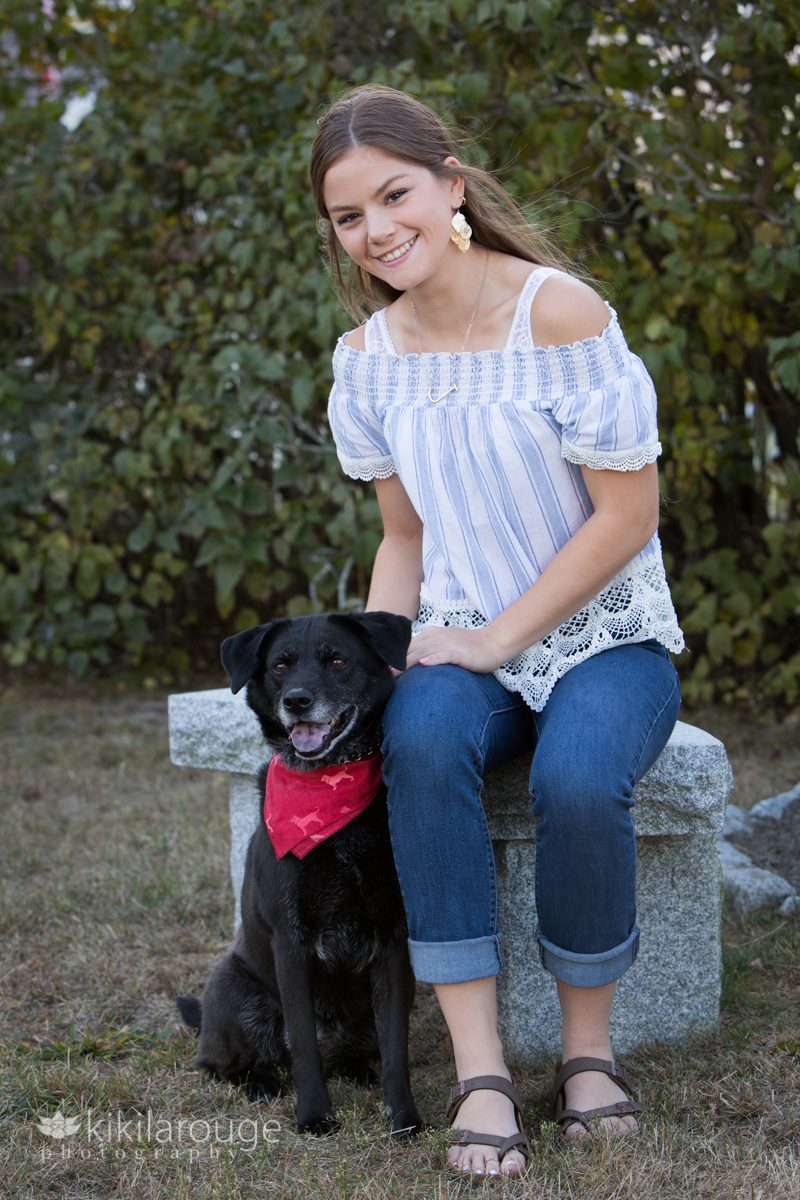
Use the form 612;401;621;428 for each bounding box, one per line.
168;688;265;774
168;689;732;1064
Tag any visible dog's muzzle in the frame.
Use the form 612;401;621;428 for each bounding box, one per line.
287;705;358;757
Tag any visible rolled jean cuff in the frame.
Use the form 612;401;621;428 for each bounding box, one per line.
408;933;503;984
537;926;640;988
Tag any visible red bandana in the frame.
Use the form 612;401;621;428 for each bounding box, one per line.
263;753;384;860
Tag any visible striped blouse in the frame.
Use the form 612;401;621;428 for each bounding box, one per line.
327;267;684;710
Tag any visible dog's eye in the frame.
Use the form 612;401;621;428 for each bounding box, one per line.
272;660;289;674
330;656;347;669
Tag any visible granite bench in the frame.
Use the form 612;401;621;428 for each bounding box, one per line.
168;687;732;1064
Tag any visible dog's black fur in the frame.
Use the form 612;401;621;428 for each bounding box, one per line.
177;612;423;1137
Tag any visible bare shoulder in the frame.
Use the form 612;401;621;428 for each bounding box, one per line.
531;273;611;348
343;324;367;351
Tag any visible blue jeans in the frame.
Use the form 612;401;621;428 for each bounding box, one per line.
381;640;681;988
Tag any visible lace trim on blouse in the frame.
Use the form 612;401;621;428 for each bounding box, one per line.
338;453;396;481
414;555;685;712
561;441;662;472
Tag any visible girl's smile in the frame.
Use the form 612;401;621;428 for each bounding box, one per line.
376;235;418;265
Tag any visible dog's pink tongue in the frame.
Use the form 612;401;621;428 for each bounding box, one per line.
289;722;331;753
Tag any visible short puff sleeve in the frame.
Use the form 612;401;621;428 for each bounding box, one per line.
551;352;662;472
327;347;396;482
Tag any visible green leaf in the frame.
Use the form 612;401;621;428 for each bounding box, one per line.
127;520;154;554
213;558;244;603
707;623;732;663
240;479;269;515
144;322;176;351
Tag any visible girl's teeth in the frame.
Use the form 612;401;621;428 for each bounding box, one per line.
381;238;415;262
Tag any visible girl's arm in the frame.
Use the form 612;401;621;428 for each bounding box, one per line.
339;326;423;619
406;461;659;671
366;474;424;621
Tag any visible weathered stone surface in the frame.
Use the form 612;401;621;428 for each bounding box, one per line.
717;839;753;870
717;833;798;917
168;688;265;774
750;783;800;821
717;789;799;917
168;691;731;1063
723;860;795;917
228;772;262;931
722;804;757;838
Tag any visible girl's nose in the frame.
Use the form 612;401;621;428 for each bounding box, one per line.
366;208;395;247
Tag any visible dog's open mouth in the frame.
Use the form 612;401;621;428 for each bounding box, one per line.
288;706;358;758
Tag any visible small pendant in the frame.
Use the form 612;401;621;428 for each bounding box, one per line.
428;385;456;404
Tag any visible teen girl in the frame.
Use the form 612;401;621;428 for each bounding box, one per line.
310;85;684;1178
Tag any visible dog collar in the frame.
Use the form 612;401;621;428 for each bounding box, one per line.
264;752;383;860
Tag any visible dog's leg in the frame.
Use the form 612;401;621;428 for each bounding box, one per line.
273;935;338;1135
176;994;202;1031
227;1061;283;1102
370;941;424;1137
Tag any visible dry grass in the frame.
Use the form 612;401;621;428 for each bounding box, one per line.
1;682;798;1199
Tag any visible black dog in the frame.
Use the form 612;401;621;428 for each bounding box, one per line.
177;611;423;1137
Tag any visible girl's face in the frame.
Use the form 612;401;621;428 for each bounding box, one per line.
322;145;464;291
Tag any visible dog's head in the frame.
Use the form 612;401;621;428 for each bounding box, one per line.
220;612;411;770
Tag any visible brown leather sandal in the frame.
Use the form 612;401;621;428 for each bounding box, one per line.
549;1056;644;1135
446;1074;530;1174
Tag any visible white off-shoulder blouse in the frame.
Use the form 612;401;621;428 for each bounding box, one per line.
327;267;684;710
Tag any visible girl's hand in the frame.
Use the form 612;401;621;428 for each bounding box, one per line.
405;626;507;674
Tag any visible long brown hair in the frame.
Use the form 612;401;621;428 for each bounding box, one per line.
310;84;572;323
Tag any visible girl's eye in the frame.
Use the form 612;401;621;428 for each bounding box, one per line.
336;212;359;227
386;188;407;204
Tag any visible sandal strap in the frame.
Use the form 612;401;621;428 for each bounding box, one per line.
555;1100;644;1132
548;1056;635;1114
451;1128;530;1162
446;1074;525;1125
447;1075;530;1168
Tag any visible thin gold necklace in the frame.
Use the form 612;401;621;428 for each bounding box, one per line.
410;254;489;404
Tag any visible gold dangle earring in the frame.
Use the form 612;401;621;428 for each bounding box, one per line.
450;199;472;254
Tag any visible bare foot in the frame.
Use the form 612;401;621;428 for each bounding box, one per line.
560;1066;639;1140
446;1082;528;1177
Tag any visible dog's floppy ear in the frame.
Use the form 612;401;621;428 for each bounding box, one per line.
332;611;412;671
220;621;287;694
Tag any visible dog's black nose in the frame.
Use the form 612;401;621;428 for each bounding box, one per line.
283;687;314;714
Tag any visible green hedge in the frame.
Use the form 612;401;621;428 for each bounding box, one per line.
1;0;798;705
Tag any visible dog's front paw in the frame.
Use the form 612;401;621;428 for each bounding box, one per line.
388;1111;427;1139
297;1110;340;1136
244;1066;283;1102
